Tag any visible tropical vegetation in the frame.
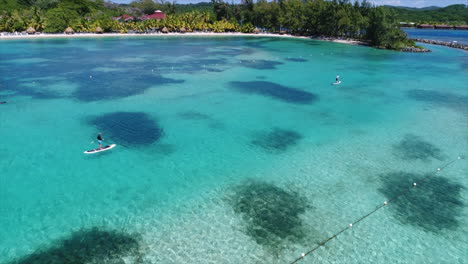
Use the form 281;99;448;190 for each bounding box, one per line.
386;4;468;25
0;0;425;50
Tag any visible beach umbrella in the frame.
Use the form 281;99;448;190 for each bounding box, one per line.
161;27;169;34
95;27;103;34
253;28;260;34
180;27;186;33
65;27;75;34
26;27;36;35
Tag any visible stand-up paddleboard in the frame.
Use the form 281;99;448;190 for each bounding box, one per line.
332;81;341;85
84;144;116;154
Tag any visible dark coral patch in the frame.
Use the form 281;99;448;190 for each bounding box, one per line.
90;112;163;146
229;81;318;104
177;111;211;120
393;134;444;161
74;74;184;102
250;128;302;153
230;181;309;248
378;172;464;233
285;57;308;62
407;89;468;113
239;59;283;70
8;228;142;264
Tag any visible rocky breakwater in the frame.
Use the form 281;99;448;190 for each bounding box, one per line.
412;38;468;51
401;46;431;52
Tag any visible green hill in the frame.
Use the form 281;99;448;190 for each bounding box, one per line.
386;4;468;25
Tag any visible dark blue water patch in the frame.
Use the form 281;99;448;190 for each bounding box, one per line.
177;111;211;120
153;58;228;74
89;112;164;147
229;81;318;104
393;134;444;161
378;172;464;233
0;78;64;100
209;47;256;57
73;74;184;102
205;68;224;73
407;89;468;113
6;227;142;264
250;128;303;153
229;180;311;248
285;57;308;62
239;59;283;70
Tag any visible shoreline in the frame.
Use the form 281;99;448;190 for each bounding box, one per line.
0;32;368;46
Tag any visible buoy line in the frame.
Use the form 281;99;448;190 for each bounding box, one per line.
289;156;463;264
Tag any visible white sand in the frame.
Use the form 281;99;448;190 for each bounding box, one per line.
0;32;368;46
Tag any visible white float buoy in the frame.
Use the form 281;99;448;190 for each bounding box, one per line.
301;253;305;257
437;168;441;171
413;183;417;186
457;156;461;160
349;224;353;227
384;201;388;205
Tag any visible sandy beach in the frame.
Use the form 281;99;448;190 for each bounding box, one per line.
0;31;368;46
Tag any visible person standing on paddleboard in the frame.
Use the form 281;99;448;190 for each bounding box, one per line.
336;75;340;82
97;133;104;149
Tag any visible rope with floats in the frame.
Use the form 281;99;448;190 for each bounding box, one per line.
289;156;464;264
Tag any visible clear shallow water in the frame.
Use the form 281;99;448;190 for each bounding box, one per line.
403;28;468;45
0;36;467;264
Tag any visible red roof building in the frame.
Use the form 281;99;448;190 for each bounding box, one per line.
417;24;434;29
141;10;166;20
434;24;454;29
113;14;135;21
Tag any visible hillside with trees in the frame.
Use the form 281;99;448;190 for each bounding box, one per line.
386;4;468;25
0;0;419;50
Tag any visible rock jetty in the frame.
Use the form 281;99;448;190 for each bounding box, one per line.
401;46;431;52
412;38;468;51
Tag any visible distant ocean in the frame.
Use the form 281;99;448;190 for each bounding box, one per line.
403;28;468;45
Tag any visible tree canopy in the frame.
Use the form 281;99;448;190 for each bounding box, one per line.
0;0;426;50
385;4;468;25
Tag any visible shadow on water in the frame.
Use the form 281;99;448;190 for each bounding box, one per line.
228;181;311;249
250;128;303;153
378;172;464;233
229;81;318;104
7;228;143;264
392;134;445;161
239;59;283;70
177;111;211;120
74;74;184;102
285;57;308;62
89;112;164;147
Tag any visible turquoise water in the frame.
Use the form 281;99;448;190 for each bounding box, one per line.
403;28;468;45
0;36;467;264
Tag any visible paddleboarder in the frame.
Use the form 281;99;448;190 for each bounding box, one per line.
97;133;104;149
336;75;340;82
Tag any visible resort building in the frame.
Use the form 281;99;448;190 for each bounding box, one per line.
417;24;434;29
112;14;135;21
455;25;468;30
434;24;454;29
140;10;166;20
